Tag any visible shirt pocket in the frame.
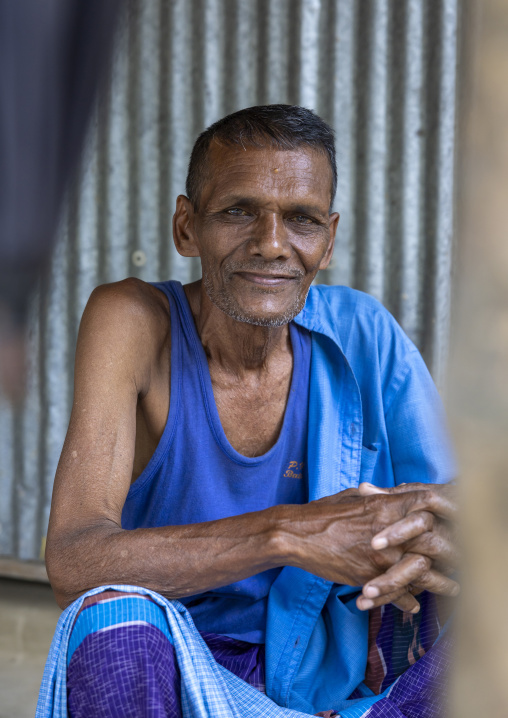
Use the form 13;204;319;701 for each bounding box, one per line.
359;443;380;485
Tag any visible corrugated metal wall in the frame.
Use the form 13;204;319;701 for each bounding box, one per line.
0;0;460;562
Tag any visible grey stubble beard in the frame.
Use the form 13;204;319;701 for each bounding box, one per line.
202;265;309;328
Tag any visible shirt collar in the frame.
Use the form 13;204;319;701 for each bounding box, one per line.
293;286;345;353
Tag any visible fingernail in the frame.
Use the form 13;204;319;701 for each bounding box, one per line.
372;537;388;550
360;599;374;609
364;586;380;598
452;585;460;596
411;605;420;614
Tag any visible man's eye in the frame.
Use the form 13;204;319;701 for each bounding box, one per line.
292;215;313;224
225;208;248;216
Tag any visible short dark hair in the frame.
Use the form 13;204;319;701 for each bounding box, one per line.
185;104;337;211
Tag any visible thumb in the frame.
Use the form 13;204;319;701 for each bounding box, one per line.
358;482;392;495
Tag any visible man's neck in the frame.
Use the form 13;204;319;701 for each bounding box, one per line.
183;280;291;376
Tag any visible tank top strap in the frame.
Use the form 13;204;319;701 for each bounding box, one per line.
150;280;185;394
151;280;213;408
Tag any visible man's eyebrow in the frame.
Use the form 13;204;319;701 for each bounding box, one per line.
217;195;259;208
217;196;328;216
286;203;329;217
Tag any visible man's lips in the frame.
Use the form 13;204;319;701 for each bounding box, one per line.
234;271;300;286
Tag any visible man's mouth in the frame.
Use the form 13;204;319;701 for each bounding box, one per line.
234;271;300;286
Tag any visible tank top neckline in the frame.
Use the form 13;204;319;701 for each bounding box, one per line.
169;280;305;467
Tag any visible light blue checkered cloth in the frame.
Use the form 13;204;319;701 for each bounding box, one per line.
37;585;385;718
36;585;311;718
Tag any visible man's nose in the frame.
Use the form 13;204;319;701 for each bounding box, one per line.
247;213;292;260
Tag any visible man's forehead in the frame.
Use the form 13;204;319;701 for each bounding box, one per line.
202;142;332;205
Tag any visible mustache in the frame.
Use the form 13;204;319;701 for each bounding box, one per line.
223;259;305;278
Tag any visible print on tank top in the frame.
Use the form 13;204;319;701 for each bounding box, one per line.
283;461;305;479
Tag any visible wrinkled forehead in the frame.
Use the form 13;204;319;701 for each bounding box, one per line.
200;141;333;209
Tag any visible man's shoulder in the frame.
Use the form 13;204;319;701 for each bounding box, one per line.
80;278;171;360
304;284;410;346
86;278;170;328
307;284;386;313
74;278;172;398
301;285;420;388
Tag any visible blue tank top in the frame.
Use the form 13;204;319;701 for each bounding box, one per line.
122;280;311;643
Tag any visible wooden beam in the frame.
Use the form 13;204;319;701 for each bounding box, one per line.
0;557;49;583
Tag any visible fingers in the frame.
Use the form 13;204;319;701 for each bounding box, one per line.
391;592;421;613
361;552;460;605
359;482;457;521
362;552;430;599
357;585;420;613
405;487;457;520
362;552;429;600
358;482;390;496
360;481;454;496
406;525;459;570
367;493;458;571
371;515;458;569
408;568;460;597
371;511;435;549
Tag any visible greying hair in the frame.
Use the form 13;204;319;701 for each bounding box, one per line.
185;104;337;211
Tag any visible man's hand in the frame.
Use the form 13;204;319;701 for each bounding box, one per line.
281;485;458;612
356;482;458;613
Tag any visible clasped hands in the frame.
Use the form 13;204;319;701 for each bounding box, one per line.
311;481;458;614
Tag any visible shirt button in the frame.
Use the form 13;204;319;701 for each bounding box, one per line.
350;423;356;435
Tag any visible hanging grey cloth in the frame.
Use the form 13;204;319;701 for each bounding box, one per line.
0;0;123;326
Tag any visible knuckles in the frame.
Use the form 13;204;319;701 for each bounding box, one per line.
412;554;432;573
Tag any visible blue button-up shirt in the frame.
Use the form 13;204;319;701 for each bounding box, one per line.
266;284;455;714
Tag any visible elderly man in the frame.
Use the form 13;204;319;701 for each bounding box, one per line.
39;105;457;718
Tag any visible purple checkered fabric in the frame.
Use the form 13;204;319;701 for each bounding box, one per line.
200;632;265;693
67;592;266;718
362;592;444;697
68;624;182;718
365;634;451;718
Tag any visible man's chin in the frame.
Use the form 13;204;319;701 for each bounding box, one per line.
230;311;293;328
224;295;309;326
203;274;309;327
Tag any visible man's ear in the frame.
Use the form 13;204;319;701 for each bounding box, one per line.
173;195;201;257
318;212;340;270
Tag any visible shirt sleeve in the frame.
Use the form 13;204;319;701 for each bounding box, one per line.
384;348;457;485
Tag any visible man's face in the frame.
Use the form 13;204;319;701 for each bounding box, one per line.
177;143;339;326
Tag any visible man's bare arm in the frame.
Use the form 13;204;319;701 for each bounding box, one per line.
46;282;458;609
